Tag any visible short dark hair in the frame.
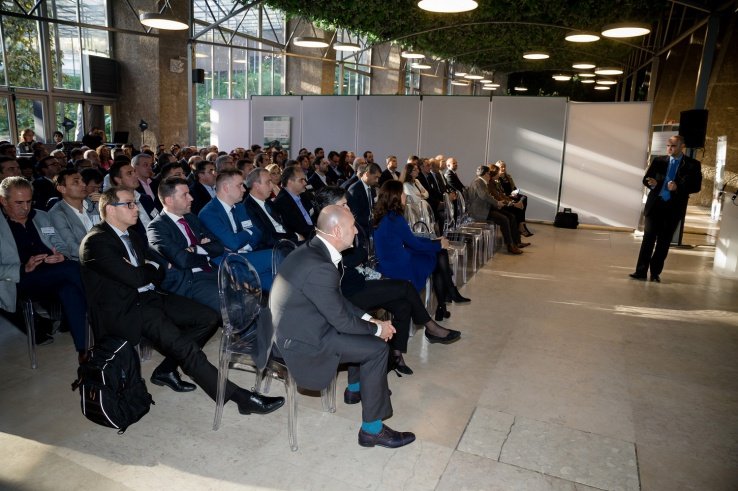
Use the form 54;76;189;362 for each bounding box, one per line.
99;186;123;220
313;186;346;217
215;168;243;188
476;165;490;177
363;150;373;159
244;167;268;188
280;165;303;188
108;160;131;185
36;155;58;169
80;168;104;186
0;155;18;166
157;176;189;202
314;147;324;155
54;168;79;188
159;162;182;179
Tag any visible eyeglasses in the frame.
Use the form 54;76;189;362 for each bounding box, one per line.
110;201;138;209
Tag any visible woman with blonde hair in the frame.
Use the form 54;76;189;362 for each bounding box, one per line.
264;163;282;200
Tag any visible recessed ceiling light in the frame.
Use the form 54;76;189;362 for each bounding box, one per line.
293;36;330;48
418;0;478;13
523;51;549;60
594;85;611;90
514;86;528;91
464;73;484;80
140;12;188;30
565;31;600;43
594;67;623;75
596;79;617;85
579;72;596;78
401;51;425;59
580;79;595;84
552;74;572;81
333;42;361;52
572;62;596;69
601;22;651;38
412;63;432;70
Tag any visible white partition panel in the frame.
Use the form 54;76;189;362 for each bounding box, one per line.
419;96;490;186
210;99;250;151
488;97;567;221
561;102;652;229
250;96;302;156
357;96;421;164
302;95;358;153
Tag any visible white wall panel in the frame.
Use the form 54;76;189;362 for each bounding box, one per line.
419;95;490;186
357;96;421;165
301;96;358;154
210;99;250;152
561;102;652;228
487;96;567;222
250;96;302;156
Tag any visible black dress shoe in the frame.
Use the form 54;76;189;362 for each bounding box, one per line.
425;330;461;344
150;370;196;392
629;273;647;281
650;275;661;282
358;424;416;448
451;291;471;303
237;392;285;415
435;304;449;321
344;388;361;405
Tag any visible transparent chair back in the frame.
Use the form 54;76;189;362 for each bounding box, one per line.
272;239;298;279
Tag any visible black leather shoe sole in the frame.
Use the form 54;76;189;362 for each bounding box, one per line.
629;273;647;280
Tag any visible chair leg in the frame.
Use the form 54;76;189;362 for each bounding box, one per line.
320;375;337;413
286;371;299;451
22;299;37;370
213;336;230;431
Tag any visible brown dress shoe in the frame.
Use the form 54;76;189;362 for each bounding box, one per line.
507;245;523;255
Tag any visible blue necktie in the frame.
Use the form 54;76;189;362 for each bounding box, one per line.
659;157;679;202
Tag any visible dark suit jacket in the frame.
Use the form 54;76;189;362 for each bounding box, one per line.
378;169;399;187
271;188;315;239
270;236;375;390
346;180;375;239
341;175;359;190
79;223;166;344
32;177;60;211
444;169;465;192
146;212;224;297
643;154;702;217
418;171;443;211
432;171;453;193
308;172;332;193
136;180;161;211
243;194;298;249
326;166;343;185
189;181;214;216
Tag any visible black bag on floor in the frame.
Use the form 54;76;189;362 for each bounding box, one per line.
554;208;579;229
72;337;154;434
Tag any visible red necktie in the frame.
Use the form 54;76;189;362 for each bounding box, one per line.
177;217;198;246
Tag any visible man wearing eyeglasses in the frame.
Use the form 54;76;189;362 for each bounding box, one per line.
271;166;315;240
79;186;284;415
190;161;217;216
630;135;702;282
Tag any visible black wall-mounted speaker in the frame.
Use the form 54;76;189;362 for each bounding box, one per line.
193;68;205;84
679;109;708;148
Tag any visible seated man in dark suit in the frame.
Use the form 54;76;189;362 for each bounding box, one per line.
80;186;283;412
108;159;159;241
32;156;62;211
271;205;415;448
189;160;217;216
198;169;273;290
133;153;161;210
271;166;315;240
243;168;299;249
307;157;332;192
377;155;399;187
346;162;381;242
147;177;222;314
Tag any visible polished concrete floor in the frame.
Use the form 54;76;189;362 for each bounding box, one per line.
1;221;737;491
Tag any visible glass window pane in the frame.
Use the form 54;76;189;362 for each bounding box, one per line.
15;98;45;142
0;97;10;141
51;0;78;21
2;16;43;89
55;101;83;141
212;45;229;99
80;0;108;27
50;24;83;90
232;48;247;99
82;28;109;57
103;105;112;142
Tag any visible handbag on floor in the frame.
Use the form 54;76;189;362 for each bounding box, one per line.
554;208;579;229
72;337;154;434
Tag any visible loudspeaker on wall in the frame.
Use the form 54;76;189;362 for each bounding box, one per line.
193;68;205;84
679;109;708;148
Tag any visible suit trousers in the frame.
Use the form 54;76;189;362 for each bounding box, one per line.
18;260;87;352
139;291;235;402
332;330;392;422
487;209;520;246
347;279;431;353
635;199;681;276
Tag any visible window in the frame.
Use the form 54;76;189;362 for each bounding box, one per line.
334;31;370;95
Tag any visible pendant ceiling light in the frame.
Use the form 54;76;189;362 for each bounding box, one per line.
523;51;549;60
596;79;617;85
333;42;361;52
601;22;651;38
552;74;572;81
578;72;596;78
464;73;484;80
418;0;478;13
140;12;188;30
486;83;500;88
514;86;528;92
293;36;330;48
454;71;467;77
594;67;623;76
565;31;600;43
451;80;469;86
479;79;492;84
401;51;425;59
594;85;611;90
580;79;595;84
572;62;596;70
412;62;432;70
481;85;498;91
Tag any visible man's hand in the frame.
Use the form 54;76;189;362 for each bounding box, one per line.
646;177;657;188
667;180;677;191
200;237;211;244
377;320;396;342
25;254;48;273
43;247;65;264
439;237;450;249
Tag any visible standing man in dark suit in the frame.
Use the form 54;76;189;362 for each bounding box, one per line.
346;162;381;242
80;186;283;413
631;135;702;282
147;177;222;314
271;205;415;448
271;166;315;240
243;168;299;248
377;155;399;187
417;158;444;225
444;157;465;192
189;160;217;216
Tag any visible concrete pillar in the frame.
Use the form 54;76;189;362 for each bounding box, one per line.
285;20;335;95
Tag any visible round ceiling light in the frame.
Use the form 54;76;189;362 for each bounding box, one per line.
523;51;549;60
333;42;361;52
412;63;432;70
596;79;617;85
486;83;500;88
572;62;596;69
479;79;492;84
601;22;651;38
514;86;528;92
552;74;572;81
565;31;600;43
481;86;498;90
464;73;484;80
580;79;595;84
401;51;425;59
454;71;467;77
594;85;611;90
578;72;596;78
417;0;478;13
451;80;470;86
594;67;624;76
293;36;330;48
140;13;188;30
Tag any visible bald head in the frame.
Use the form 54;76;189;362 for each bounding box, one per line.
316;205;356;251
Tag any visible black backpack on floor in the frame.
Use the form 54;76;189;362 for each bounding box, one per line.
72;337;154;434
